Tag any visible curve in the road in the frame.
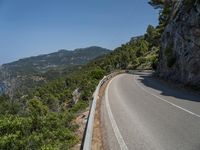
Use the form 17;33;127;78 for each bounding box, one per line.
101;73;200;150
134;76;200;118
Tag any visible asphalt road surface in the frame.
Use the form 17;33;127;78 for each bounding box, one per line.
101;73;200;150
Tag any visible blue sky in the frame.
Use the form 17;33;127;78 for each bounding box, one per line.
0;0;159;64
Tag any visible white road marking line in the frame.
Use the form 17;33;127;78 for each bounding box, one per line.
134;75;200;118
105;77;129;150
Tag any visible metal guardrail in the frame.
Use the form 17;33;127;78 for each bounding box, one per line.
82;76;106;150
82;72;122;150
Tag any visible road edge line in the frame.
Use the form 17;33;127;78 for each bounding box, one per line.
105;77;129;150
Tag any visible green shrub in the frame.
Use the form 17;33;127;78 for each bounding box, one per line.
0;112;78;150
70;101;88;114
150;55;159;70
90;68;105;80
137;57;146;64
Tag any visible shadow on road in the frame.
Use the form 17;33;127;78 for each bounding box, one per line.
137;74;200;103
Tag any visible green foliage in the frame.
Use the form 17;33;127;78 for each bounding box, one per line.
70;101;88;114
149;0;175;34
0;95;20;115
28;98;49;117
151;55;159;70
0;112;78;150
90;68;105;80
148;0;164;9
145;25;161;47
0;115;32;150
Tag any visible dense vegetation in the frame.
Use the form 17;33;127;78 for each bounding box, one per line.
0;47;110;97
0;24;160;149
0;0;175;149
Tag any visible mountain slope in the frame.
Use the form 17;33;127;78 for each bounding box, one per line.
0;46;110;96
1;46;110;75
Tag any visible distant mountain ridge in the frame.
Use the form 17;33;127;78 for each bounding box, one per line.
0;46;110;96
2;46;110;74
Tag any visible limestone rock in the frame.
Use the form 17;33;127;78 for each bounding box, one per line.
157;0;200;87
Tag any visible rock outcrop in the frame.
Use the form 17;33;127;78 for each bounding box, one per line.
0;83;5;95
157;0;200;87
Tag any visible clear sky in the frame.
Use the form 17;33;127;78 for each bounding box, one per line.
0;0;159;64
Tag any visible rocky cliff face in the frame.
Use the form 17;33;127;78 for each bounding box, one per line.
157;0;200;87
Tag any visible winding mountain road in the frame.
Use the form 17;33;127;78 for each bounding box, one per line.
101;73;200;150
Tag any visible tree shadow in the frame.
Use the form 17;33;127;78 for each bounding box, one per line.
137;74;200;103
